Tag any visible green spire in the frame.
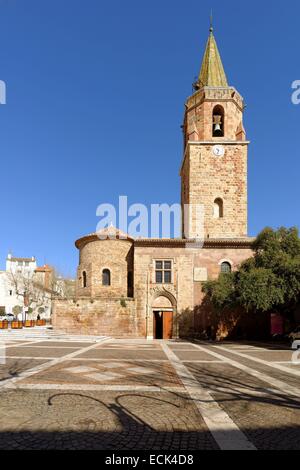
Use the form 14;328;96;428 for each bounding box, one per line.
197;23;228;88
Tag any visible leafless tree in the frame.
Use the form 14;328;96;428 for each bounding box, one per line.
8;270;50;315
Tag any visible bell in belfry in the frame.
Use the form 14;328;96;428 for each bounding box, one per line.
213;114;222;134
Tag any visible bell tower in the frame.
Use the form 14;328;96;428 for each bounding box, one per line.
180;24;249;240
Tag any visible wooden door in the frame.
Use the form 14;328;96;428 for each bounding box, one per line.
153;312;163;339
163;311;173;339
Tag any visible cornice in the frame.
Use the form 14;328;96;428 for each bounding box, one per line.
134;237;255;249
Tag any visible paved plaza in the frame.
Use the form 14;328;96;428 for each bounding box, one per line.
0;332;300;450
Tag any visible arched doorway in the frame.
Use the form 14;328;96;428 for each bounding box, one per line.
152;294;175;340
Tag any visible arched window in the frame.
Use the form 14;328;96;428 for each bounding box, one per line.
221;262;232;274
102;269;111;286
82;271;87;288
212;105;225;137
214;198;224;219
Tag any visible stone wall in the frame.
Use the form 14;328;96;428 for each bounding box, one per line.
184;87;245;142
181;86;248;240
133;242;253;338
76;238;134;299
52;297;145;338
53;240;253;339
182;142;248;239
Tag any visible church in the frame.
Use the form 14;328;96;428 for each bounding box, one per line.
52;26;254;339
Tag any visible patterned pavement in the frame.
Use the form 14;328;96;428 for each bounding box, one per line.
0;336;299;450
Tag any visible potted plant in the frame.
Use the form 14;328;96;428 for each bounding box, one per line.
24;308;34;327
12;306;23;329
37;307;45;326
0;315;8;330
0;309;7;329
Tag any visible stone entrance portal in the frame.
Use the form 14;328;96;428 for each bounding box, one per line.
150;294;176;340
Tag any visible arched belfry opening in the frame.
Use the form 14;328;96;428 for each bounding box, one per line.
212;105;225;137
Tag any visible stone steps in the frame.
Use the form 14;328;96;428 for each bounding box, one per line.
0;327;109;343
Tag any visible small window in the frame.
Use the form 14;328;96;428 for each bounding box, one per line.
214;198;224;219
155;270;163;284
156;261;163;270
82;271;87;288
127;271;133;297
9;290;13;296
164;261;172;270
221;262;232;274
155;260;172;284
25;261;29;267
102;269;111;286
164;270;172;283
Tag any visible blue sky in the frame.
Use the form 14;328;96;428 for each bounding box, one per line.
0;0;299;276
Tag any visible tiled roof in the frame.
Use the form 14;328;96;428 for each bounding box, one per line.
75;226;134;248
134;238;255;248
8;257;35;262
75;229;255;250
35;265;53;272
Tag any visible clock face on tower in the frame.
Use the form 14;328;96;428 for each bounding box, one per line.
212;145;225;157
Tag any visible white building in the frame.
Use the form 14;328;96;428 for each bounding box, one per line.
0;255;53;320
6;254;37;275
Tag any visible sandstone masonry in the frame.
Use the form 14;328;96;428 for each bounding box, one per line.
52;27;255;340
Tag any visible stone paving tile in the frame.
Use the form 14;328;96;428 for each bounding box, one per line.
0;359;49;381
2;340;300;450
100;343;161;350
184;362;276;393
168;344;199;350
238;350;295;362
205;346;300;389
172;350;223;362
212;342;290;351
32;342;95;348
0;390;217;450
184;361;300;450
5;347;79;358
77;349;167;360
3;341;36;346
17;360;182;388
279;363;300;370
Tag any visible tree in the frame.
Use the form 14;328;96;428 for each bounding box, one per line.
12;305;22;316
203;227;300;319
9;270;50;317
47;267;76;300
236;268;285;312
7;263;75;320
203;272;236;309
